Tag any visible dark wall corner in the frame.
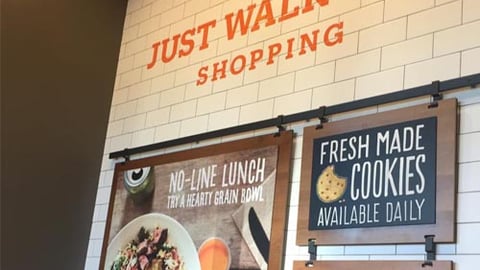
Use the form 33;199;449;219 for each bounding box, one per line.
1;0;127;269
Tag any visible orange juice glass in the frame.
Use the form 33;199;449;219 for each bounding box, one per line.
198;237;230;270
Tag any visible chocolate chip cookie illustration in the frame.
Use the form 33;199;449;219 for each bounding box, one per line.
316;165;347;203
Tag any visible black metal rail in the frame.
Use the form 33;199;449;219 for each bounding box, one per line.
110;73;480;159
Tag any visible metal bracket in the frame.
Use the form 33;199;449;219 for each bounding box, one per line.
274;115;286;137
428;81;442;108
315;106;328;129
305;238;317;267
422;235;436;267
122;148;130;163
469;80;478;88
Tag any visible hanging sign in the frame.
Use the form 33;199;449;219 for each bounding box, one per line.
297;99;457;245
292;260;453;270
100;131;293;270
309;116;437;230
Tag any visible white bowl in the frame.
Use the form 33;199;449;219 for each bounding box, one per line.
105;213;200;270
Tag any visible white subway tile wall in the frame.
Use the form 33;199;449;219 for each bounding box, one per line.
226;83;259;108
340;1;384;34
317;31;359;64
381;34;433;70
358;18;406;52
131;128;155;147
321;0;360;20
406;0;462;39
273;89;312;116
278;50;316;75
461;47;480;76
355;67;404;99
384;0;434;21
434;20;480;57
185;81;213;100
404;53;460;88
436;0;457;5
179;115;209;137
85;0;480;269
207;107;240;131
336;49;381;80
463;0;480;23
311;79;355;107
136;94;160;114
295;62;335;91
259;73;295;100
239;99;274;124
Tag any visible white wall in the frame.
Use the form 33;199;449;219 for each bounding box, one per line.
85;0;480;269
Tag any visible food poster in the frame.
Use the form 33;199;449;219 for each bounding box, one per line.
104;145;279;270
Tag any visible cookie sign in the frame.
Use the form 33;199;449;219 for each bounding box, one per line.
308;117;437;230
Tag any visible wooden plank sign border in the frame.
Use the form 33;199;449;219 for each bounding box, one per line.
297;99;457;245
292;260;453;270
100;131;293;270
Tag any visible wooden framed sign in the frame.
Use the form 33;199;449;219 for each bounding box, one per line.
100;131;293;270
297;99;457;245
292;260;453;270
